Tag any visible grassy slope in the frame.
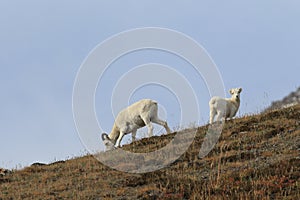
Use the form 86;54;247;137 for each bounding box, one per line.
1;105;299;199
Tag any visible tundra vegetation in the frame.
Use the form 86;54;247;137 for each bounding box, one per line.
0;105;299;199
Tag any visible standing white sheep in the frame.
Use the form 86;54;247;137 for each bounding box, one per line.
209;88;242;124
101;99;171;150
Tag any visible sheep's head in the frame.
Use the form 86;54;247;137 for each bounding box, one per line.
101;133;116;151
229;88;242;101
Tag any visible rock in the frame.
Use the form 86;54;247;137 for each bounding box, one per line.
266;87;300;111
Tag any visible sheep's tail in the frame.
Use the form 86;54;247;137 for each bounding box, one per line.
209;97;216;105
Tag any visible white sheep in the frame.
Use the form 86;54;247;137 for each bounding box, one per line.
101;99;171;150
209;88;242;124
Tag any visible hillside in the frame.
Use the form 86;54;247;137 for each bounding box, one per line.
1;105;299;199
266;87;300;111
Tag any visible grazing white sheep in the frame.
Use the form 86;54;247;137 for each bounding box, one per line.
209;88;242;124
101;99;171;150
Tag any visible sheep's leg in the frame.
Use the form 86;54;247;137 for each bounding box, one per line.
209;110;216;124
216;111;224;123
147;123;153;137
132;129;137;142
141;116;153;137
152;117;171;134
115;131;125;147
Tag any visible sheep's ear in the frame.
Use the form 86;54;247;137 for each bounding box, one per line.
229;89;234;95
101;133;109;141
238;88;242;93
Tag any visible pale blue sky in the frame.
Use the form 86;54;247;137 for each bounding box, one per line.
1;1;299;169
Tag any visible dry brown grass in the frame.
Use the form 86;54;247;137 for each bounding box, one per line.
1;105;299;199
